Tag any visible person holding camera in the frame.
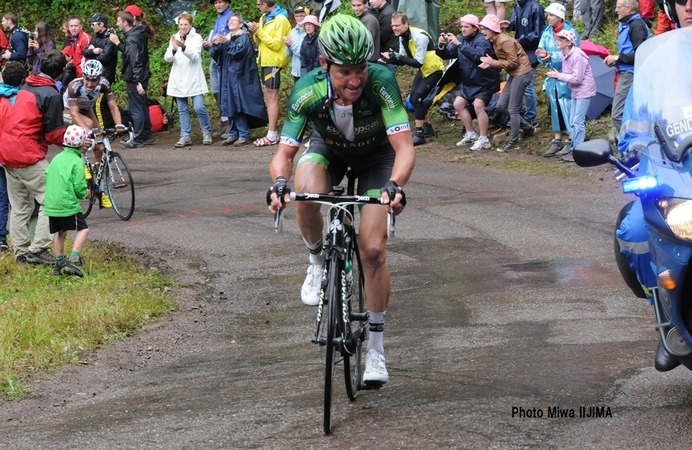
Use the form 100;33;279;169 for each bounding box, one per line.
83;13;118;129
27;22;55;75
1;12;28;64
437;14;500;151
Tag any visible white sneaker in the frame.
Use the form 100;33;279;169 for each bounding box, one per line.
363;349;389;384
470;137;491;151
456;133;478;147
301;264;323;306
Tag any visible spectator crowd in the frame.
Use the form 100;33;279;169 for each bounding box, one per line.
0;0;686;268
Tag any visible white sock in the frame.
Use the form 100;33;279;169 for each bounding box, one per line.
304;238;323;265
367;311;386;354
479;135;488;141
267;130;278;141
466;131;478;137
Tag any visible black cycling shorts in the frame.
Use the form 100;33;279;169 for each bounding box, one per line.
296;131;395;196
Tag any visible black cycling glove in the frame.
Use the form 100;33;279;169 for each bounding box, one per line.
381;180;406;209
266;176;289;205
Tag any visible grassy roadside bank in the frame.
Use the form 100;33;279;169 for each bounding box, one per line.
0;241;174;399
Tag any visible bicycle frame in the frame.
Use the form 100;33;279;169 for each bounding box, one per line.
83;127;136;221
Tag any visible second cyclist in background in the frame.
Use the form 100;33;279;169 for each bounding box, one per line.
66;59;126;209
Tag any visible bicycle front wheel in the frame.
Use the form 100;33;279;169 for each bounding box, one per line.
105;152;135;220
323;257;342;435
81;176;95;218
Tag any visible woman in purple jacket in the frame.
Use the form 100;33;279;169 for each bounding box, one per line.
27;22;55;75
546;29;596;162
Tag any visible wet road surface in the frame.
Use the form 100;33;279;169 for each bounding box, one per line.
1;141;692;448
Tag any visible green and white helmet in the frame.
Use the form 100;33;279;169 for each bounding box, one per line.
318;14;374;66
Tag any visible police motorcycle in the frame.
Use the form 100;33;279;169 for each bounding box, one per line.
574;28;692;371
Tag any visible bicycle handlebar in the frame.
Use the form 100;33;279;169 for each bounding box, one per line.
290;192;385;205
273;192;396;237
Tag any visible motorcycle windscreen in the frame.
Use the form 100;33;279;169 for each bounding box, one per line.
623;28;692;165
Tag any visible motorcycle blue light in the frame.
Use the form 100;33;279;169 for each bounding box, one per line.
622;176;658;194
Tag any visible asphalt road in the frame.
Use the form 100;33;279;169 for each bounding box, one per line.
1;137;692;448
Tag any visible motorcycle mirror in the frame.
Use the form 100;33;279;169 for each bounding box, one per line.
573;139;612;167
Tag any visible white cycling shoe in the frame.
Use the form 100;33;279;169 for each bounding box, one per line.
363;349;389;384
301;263;323;306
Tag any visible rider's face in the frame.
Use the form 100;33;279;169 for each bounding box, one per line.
676;0;692;27
84;77;99;92
325;60;368;105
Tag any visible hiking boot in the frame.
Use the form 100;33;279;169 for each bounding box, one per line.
24;248;55;265
422;123;435;137
202;131;213;145
363;349;389;385
53;258;67;276
456;133;478;147
561;152;575;162
301;263;323;306
213;121;229;138
122;140;144;149
63;256;85;277
497;140;519;153
16;254;29;264
470;137;491;151
412;129;426;146
222;136;239;146
142;137;155;145
521;125;537;139
234;138;252;146
555;140;572;157
100;193;112;209
0;238;8;253
174;136;192;148
543;139;563;157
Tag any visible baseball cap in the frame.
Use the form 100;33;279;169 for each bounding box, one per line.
294;6;308;14
88;13;109;25
125;5;143;18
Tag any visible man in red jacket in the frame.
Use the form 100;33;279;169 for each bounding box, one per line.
0;50;66;264
62;15;91;78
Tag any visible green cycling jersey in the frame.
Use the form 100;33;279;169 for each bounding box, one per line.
279;63;411;156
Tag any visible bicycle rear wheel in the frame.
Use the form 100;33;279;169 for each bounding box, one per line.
323;256;342;435
105;152;135;220
344;248;366;401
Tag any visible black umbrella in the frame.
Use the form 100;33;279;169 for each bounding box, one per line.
586;55;616;121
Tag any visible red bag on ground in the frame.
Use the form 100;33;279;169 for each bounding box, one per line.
149;103;164;133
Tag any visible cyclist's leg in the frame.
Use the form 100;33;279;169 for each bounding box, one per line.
294;136;346;305
294;134;347;244
351;147;395;384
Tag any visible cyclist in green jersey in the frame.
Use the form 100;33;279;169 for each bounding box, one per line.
267;14;415;386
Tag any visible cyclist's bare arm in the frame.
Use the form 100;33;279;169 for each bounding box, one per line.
268;143;300;213
106;96;126;130
69;103;97;131
385;131;416;214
